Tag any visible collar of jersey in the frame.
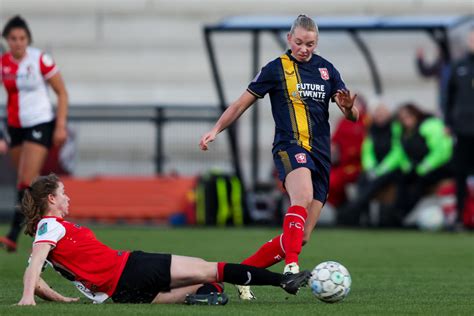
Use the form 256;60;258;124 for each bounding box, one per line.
42;215;64;222
286;49;313;65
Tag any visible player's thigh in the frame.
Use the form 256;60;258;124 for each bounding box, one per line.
169;255;216;288
152;284;202;304
17;141;49;183
285;167;314;208
8;145;22;171
304;199;324;243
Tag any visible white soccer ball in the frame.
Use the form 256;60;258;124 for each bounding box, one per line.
416;204;444;231
309;261;351;303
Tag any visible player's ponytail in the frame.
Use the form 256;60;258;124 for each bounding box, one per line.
290;14;318;35
22;174;60;237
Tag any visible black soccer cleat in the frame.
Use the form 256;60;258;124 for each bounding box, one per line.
184;292;229;306
280;270;311;295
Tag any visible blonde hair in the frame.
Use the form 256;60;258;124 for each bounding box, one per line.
290;14;319;35
22;174;60;236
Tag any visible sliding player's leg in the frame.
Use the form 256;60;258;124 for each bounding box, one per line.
169;255;311;300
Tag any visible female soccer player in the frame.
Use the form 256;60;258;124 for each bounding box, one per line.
16;174;310;306
199;14;358;299
0;15;69;252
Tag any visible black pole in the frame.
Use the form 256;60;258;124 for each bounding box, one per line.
272;30;287;51
251;30;260;190
349;30;383;95
155;107;164;174
203;28;244;183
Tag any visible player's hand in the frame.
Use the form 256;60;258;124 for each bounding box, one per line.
334;89;357;111
199;130;218;151
17;296;36;306
53;125;68;147
58;296;80;303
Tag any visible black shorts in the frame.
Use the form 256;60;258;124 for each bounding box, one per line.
7;121;55;149
112;251;172;304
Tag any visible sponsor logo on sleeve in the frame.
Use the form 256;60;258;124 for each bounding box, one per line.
38;222;48;235
41;54;54;67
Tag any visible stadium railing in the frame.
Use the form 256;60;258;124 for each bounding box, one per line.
0;104;235;219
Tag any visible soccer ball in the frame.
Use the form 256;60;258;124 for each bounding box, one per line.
416;204;444;231
308;261;351;303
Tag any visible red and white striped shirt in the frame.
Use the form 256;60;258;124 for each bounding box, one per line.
1;47;57;128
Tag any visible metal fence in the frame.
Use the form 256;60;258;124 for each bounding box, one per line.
68;104;233;176
0;104;236;176
0;104;237;215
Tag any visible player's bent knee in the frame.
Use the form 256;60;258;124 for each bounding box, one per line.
291;194;313;209
200;262;218;283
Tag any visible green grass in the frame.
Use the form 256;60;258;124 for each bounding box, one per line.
1;225;473;315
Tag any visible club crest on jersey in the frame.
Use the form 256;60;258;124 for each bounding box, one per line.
319;68;330;80
38;222;48;235
295;153;307;164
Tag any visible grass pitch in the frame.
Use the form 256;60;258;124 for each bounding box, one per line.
0;225;473;315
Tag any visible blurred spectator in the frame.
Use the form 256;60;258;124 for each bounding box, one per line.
327;95;369;208
338;103;403;226
415;47;450;116
392;103;453;225
445;27;474;227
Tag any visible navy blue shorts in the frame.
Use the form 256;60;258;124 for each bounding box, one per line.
273;144;330;203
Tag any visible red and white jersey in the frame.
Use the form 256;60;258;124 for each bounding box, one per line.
33;216;130;302
1;47;57;128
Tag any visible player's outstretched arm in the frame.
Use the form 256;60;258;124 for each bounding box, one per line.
18;243;79;305
18;244;52;306
35;277;80;303
199;91;257;151
334;89;359;122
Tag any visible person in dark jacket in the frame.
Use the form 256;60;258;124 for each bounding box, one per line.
445;28;474;227
415;47;450;116
392;103;453;224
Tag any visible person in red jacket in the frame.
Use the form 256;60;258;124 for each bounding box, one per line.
327;95;369;208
